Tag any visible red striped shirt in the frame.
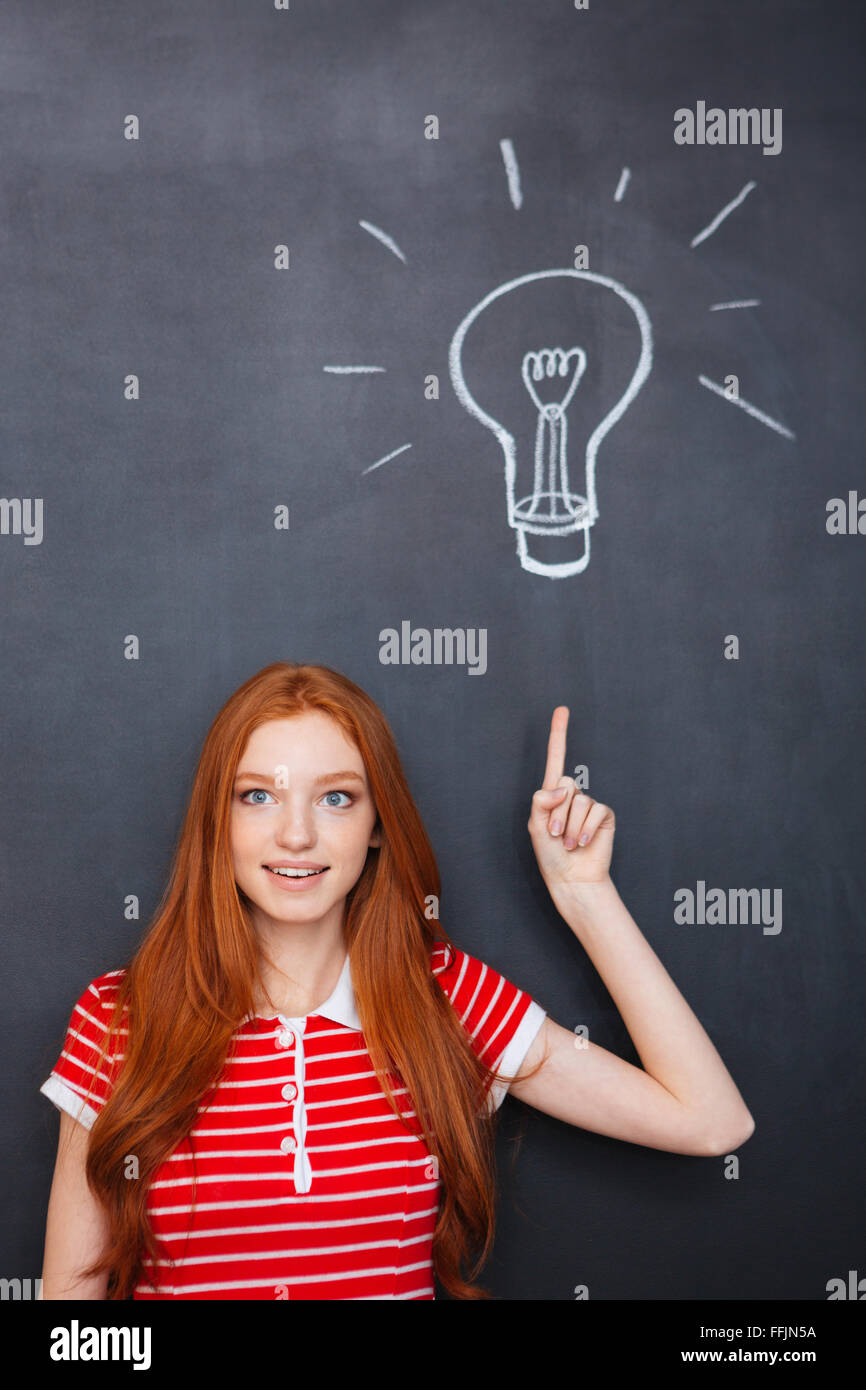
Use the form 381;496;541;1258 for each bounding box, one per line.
40;942;546;1300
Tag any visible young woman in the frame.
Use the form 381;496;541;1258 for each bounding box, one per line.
40;661;754;1300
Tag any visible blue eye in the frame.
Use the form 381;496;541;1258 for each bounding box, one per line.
322;790;355;808
240;788;275;805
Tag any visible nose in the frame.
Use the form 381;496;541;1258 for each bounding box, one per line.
272;797;318;849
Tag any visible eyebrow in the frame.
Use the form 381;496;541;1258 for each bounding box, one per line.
233;769;367;787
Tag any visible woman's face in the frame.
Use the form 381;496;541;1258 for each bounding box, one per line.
230;712;381;933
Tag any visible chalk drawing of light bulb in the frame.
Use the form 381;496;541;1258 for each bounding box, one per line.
449;269;653;577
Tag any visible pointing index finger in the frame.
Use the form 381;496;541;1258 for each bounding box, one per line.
542;706;569;789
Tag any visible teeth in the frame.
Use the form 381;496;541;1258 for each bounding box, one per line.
269;866;325;877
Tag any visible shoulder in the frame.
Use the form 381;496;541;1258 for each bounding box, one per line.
65;968;129;1028
41;969;129;1130
429;940;471;996
428;940;547;1104
428;939;532;1017
430;940;458;977
76;966;128;1002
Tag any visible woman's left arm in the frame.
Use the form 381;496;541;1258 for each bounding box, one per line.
508;707;755;1157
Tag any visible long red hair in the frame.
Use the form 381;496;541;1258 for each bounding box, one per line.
77;661;543;1299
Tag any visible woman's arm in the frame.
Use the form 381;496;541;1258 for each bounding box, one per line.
509;876;755;1155
508;707;754;1156
41;1109;110;1299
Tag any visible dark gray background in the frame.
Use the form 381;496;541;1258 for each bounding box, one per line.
2;0;863;1300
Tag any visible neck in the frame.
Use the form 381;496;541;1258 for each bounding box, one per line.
251;910;348;1018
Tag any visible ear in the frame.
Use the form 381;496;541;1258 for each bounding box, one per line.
369;820;382;849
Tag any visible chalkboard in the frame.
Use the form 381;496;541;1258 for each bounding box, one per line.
4;0;864;1308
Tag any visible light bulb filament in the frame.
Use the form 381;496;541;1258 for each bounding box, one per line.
520;347;587;523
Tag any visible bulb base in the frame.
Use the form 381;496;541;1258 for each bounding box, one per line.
515;521;591;577
510;491;593;576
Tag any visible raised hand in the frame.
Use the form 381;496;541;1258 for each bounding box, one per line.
527;706;615;892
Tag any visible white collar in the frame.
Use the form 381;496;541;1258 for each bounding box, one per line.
303;950;360;1030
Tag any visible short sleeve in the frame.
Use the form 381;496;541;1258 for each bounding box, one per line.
39;971;127;1131
431;943;547;1112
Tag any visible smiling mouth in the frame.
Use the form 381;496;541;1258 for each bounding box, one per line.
264;865;329;879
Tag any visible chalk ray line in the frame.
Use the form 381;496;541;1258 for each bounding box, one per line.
698;374;795;440
359;220;407;263
361;442;413;475
500;139;522;209
691;181;756;248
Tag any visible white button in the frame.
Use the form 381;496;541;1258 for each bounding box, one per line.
281;1083;297;1101
280;1135;296;1154
276;1029;294;1049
